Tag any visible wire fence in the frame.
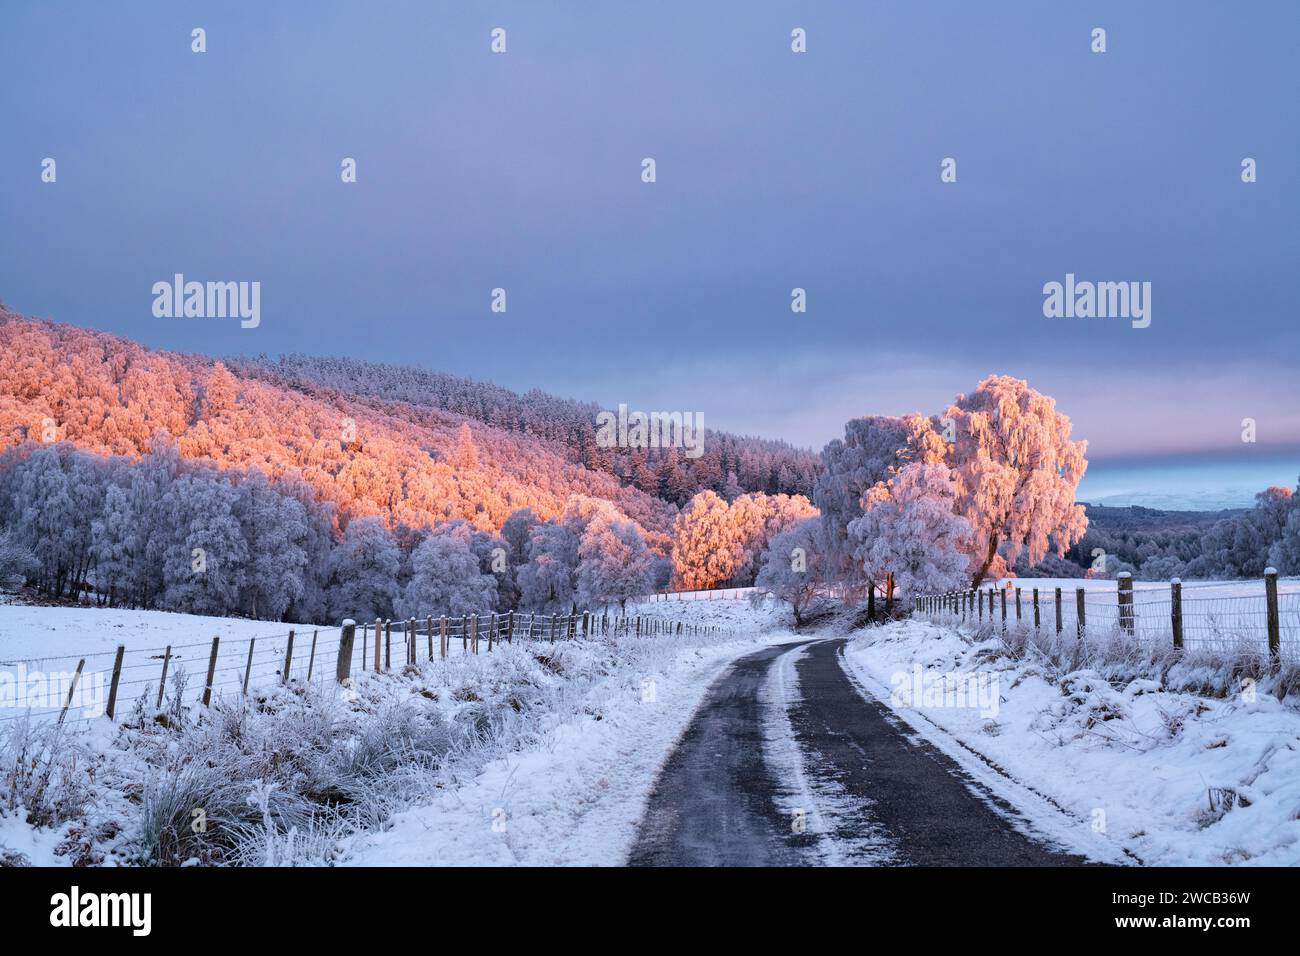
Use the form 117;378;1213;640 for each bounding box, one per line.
0;608;730;729
648;587;757;602
912;572;1299;663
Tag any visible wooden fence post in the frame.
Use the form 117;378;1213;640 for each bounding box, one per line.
282;630;295;684
374;619;382;672
977;589;983;621
156;645;172;710
1015;588;1022;623
1265;568;1280;666
243;638;256;695
106;645;125;721
307;630;318;682
1032;588;1040;631
440;616;448;658
1117;573;1134;635
488;613;497;653
336;620;356;684
202;637;220;707
361;623;367;671
471;614;479;654
507;610;514;644
1076;587;1086;638
1055;587;1062;635
58;659;85;726
1000;587;1007;630
1168;578;1184;651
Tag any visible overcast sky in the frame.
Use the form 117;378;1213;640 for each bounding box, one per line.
2;2;1297;482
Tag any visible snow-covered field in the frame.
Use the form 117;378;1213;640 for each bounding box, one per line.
962;575;1300;660
844;618;1300;866
0;599;338;723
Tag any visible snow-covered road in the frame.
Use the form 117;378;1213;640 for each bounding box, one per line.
629;638;1114;866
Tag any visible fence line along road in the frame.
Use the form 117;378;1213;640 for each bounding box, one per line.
0;609;731;728
913;569;1297;665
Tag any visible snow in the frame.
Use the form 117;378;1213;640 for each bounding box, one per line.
843;618;1300;866
344;631;795;866
0;599;333;724
0;594;796;866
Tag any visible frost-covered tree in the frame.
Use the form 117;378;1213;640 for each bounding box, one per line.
670;490;744;590
1135;554;1182;581
157;473;247;615
234;468;309;620
812;415;940;585
328;516;401;622
0;527;37;588
1268;494;1300;575
755;517;823;625
576;516;656;610
670;489;816;590
517;520;580;612
941;376;1088;587
401;532;497;618
848;463;971;599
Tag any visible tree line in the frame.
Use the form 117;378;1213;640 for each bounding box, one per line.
0;439;680;623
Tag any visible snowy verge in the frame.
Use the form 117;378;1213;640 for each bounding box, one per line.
342;632;798;866
1;599;797;866
843;620;1300;866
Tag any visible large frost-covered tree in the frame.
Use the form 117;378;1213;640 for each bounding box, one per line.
848;463;971;599
941;376;1088;587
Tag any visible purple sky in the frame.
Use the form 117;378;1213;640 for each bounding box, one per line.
1;2;1297;487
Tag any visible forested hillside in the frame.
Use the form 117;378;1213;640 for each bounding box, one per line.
234;353;819;504
0;307;821;623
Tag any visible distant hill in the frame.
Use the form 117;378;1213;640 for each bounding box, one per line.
1079;502;1246;533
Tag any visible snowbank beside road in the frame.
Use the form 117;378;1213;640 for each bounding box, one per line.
344;632;797;866
844;620;1300;866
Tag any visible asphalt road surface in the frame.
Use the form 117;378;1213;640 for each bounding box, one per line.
628;638;1095;866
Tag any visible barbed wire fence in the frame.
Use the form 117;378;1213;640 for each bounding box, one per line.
912;570;1298;666
0;608;732;728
